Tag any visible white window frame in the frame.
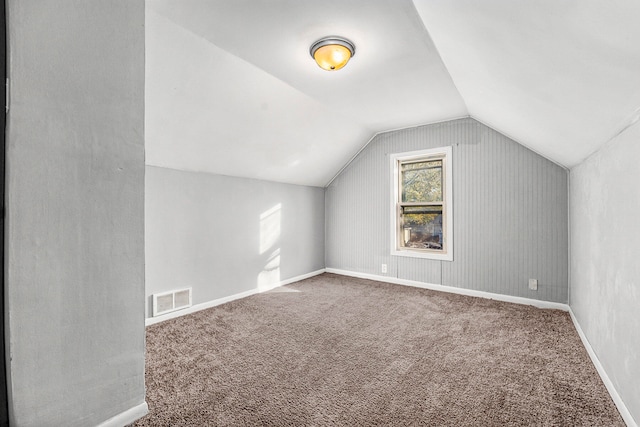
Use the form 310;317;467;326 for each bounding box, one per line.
390;146;453;261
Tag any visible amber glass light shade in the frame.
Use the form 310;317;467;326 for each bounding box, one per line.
313;44;351;71
310;37;355;71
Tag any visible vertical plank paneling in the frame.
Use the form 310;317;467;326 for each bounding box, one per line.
325;118;568;303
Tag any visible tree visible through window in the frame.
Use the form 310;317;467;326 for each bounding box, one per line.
391;147;453;261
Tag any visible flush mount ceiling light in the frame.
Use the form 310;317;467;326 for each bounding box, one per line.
309;36;356;71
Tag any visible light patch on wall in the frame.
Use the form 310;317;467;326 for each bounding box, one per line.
260;203;281;254
259;204;282;290
258;248;281;290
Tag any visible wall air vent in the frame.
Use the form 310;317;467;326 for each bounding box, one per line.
152;288;192;317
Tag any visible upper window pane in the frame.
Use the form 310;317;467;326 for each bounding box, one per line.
401;160;442;202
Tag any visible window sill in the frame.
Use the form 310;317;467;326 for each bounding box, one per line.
391;248;453;261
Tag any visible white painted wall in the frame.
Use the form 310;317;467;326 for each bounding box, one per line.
145;166;325;318
570;120;640;425
5;1;146;425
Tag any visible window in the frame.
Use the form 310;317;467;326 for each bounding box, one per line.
390;146;453;261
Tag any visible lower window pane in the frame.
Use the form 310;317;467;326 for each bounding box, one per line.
401;205;443;250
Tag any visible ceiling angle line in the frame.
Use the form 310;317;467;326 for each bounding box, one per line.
324;132;378;188
323;116;471;188
606;106;640;144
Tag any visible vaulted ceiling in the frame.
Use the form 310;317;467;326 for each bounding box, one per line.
145;0;640;187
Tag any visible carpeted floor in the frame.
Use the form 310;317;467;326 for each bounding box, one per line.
131;273;623;426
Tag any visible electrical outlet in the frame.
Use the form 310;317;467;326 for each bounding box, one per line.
381;264;387;273
528;279;538;291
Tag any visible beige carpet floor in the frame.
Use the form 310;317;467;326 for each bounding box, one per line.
131;273;623;426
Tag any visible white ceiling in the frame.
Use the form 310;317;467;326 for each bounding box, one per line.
146;0;640;187
413;0;640;169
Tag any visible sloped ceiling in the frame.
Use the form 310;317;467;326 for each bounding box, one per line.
146;0;640;187
413;0;640;169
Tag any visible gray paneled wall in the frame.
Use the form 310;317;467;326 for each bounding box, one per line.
146;166;325;318
326;118;568;302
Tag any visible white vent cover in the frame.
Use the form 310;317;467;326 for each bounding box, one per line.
152;287;192;317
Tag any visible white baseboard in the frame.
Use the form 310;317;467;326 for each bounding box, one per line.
145;269;326;326
96;401;148;427
568;309;637;427
325;268;569;311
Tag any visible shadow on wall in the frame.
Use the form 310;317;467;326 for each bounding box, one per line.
258;203;281;290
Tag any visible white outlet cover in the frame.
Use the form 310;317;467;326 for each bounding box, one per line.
381;264;388;273
528;279;538;290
